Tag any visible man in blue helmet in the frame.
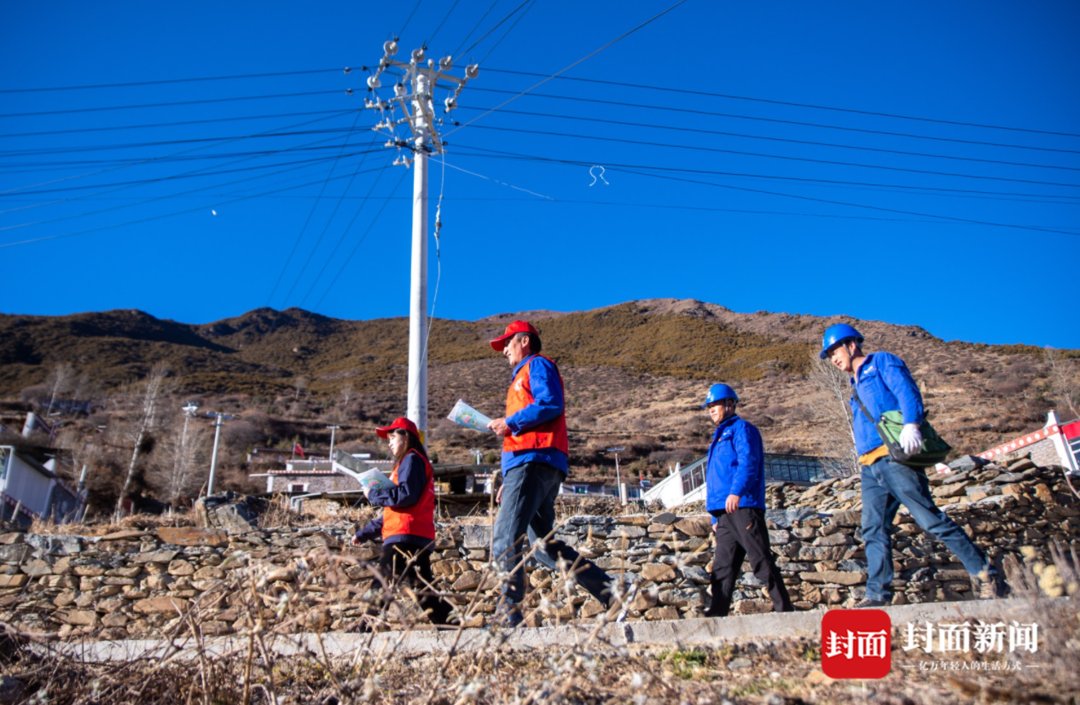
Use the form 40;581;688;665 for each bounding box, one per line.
702;383;794;617
820;323;1008;606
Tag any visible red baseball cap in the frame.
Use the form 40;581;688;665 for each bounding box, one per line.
375;417;420;439
489;320;539;351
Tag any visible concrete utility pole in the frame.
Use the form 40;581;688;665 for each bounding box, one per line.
326;424;340;458
206;412;231;496
606;446;626;504
365;41;478;434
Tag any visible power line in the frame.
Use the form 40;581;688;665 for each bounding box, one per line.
299;158;392;306
0;163;394;250
0;142;380;179
453;105;1080;174
445;144;1080;236
398;0;426;38
0;124;376;159
477;0;537;65
0;109;364;200
446;0;690;137
278;118;375;306
313;169;411;309
425;0;462;47
0;67;349;95
0;148;381;199
479;67;1080;140
448;142;1080;204
0;89;352;119
0;108;356;141
463;85;1080;157
463;123;1080;191
451;0;503;59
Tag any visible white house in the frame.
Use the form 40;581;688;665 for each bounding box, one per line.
0;445;82;526
642;452;843;509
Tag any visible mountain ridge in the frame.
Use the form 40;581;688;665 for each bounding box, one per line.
1;300;1075;493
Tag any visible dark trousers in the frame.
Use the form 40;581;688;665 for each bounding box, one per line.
376;541;455;626
708;507;793;617
492;462;613;620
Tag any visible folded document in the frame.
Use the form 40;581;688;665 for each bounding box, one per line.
447;399;494;433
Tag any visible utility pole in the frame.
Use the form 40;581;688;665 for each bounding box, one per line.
365;41;478;434
606;446;626;505
174;402;199;501
206;412;231;497
326;424;340;458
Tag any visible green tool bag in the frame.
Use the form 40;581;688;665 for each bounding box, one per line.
853;393;952;467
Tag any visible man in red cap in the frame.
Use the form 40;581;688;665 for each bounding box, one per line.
487;321;616;627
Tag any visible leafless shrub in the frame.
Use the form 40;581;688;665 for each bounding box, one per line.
115;363;170;520
806;353;858;476
1045;348;1080;419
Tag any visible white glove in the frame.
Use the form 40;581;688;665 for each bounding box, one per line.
899;423;923;454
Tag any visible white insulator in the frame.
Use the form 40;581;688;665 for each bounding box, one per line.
465;64;479;79
440;55;453;70
394;83;406;97
384;39;398;56
411;47;425;63
444;96;456;111
366;75;381;89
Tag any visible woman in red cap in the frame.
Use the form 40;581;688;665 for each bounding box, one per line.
352;416;455;627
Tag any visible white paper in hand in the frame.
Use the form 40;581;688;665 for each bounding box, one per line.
447;399;495;433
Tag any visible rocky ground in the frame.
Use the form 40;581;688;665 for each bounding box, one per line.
2;612;1077;704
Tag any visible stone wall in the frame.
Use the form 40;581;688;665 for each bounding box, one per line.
0;459;1076;639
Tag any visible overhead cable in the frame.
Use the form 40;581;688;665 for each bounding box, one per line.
464;123;1080;190
445;0;690;137
481;67;1080;139
464;86;1080;157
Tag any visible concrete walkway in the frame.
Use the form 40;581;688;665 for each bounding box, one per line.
54;597;1067;663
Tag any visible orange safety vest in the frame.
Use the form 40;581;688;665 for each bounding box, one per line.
503;355;569;455
382;449;436;541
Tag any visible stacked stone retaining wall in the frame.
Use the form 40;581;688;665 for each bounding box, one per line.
0;459;1076;639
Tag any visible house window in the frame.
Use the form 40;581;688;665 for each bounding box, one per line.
288;483;307;494
681;464;705;494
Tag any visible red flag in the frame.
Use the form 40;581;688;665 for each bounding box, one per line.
293;443;305;459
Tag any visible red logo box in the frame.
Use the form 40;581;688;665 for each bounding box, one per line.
821;609;892;679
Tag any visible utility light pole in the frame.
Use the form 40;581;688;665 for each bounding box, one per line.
175;402;199;501
327;424;340;458
606;446;626;504
206;412;234;496
365;41;478;434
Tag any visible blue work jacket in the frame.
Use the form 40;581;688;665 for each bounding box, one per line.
705;414;765;515
848;351;925;455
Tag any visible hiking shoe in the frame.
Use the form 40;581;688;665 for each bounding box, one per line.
854;598;888;608
972;569;1010;599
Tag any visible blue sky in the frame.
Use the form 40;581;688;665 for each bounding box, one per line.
2;1;1078;348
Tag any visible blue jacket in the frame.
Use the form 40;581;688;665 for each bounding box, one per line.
501;354;569;475
705;415;765;515
848;351;925;455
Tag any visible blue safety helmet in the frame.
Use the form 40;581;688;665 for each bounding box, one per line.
819;323;864;359
702;383;739;408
